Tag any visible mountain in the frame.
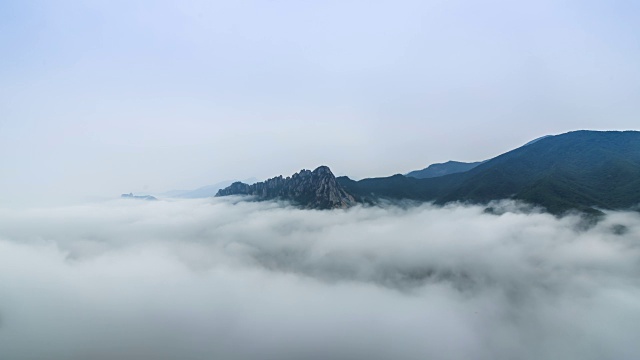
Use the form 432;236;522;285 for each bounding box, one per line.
338;131;640;214
216;131;640;215
216;166;356;209
406;161;482;179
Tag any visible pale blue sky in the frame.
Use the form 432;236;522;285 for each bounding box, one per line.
1;0;639;205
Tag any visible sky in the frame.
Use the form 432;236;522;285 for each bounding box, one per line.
1;198;640;359
1;0;640;205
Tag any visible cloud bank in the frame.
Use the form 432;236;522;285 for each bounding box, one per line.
1;198;639;360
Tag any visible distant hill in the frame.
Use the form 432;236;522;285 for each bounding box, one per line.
121;193;157;201
161;178;258;198
217;131;640;215
406;161;482;179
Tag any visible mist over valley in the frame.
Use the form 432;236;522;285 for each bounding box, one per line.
1;198;639;359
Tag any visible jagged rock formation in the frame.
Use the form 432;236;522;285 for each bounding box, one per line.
215;166;356;209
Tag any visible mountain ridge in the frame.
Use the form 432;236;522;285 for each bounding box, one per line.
216;130;640;214
406;160;482;179
215;166;356;209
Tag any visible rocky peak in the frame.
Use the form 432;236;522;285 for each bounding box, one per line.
313;165;332;175
215;166;356;209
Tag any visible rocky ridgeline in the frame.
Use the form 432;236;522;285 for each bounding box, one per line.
215;166;356;209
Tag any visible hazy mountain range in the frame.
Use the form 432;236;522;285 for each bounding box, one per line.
158;178;258;199
217;130;640;215
121;193;157;201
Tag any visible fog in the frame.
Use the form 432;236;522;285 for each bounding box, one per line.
1;198;639;360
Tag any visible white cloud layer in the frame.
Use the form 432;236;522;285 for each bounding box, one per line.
1;198;639;359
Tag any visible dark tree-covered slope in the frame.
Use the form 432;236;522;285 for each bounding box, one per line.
338;131;640;214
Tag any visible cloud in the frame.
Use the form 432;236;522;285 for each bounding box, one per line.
0;198;639;359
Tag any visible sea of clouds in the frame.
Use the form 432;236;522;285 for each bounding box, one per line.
1;197;639;360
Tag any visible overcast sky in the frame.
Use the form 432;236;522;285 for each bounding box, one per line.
2;0;639;205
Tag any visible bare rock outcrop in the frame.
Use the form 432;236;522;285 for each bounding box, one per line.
215;166;356;209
